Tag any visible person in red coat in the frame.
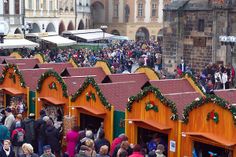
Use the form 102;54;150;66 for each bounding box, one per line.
129;144;144;157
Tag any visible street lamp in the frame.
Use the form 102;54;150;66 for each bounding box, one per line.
219;35;236;64
100;25;107;43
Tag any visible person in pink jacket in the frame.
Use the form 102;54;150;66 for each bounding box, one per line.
66;126;80;157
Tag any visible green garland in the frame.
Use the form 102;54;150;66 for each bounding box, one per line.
207;110;219;124
182;72;205;94
134;66;160;79
37;70;68;98
0;64;26;87
95;60;114;74
182;94;236;125
71;77;111;110
127;86;178;120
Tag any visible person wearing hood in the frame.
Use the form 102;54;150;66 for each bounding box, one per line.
23;113;36;148
45;119;60;157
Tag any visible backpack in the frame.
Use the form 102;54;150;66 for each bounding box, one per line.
15;128;25;143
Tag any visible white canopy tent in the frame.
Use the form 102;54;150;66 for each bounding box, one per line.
0;38;39;49
62;29;103;36
40;35;76;47
75;32;114;42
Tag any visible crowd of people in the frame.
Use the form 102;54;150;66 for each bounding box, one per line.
0;107;168;157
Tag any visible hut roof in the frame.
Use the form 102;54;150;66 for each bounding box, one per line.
99;81;142;111
61;67;107;83
20;68;52;90
107;73;149;85
3;58;39;69
214;89;236;104
34;62;74;73
150;78;195;94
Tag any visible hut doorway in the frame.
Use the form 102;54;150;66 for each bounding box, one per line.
193;141;232;157
41;101;64;123
80;113;103;134
5;94;27;116
137;127;168;156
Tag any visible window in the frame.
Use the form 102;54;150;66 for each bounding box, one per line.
151;3;157;17
36;0;40;10
193;37;206;47
49;0;53;10
114;4;119;17
138;3;143;17
4;0;9;14
43;0;47;10
15;0;20;14
198;19;205;32
28;0;33;9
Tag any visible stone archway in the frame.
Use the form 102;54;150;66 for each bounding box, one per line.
14;28;22;34
67;21;74;30
29;23;40;33
46;22;56;32
91;1;105;27
59;21;65;35
135;27;150;41
78;20;84;30
111;30;120;36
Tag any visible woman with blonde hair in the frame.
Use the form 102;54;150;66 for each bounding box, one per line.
96;145;109;157
76;139;96;157
20;143;39;157
116;141;129;157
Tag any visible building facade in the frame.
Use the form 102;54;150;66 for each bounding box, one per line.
91;0;170;40
0;0;23;34
162;0;236;72
76;0;91;30
24;0;59;34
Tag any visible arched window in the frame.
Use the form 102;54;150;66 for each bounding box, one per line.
151;0;158;17
15;0;20;14
4;0;9;14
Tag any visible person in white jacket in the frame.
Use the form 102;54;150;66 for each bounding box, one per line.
214;70;222;89
221;70;228;90
4;108;15;130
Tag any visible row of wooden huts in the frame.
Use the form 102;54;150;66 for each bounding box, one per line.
0;55;235;157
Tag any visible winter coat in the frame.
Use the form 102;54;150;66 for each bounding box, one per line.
66;130;79;157
23;118;35;144
40;153;56;157
96;154;109;157
0;148;15;157
129;152;144;157
35;117;46;142
4;114;15;130
0;125;10;142
110;137;122;156
45;125;61;153
10;120;25;135
19;153;39;157
94;138;110;153
221;72;228;84
76;145;96;157
11;127;25;146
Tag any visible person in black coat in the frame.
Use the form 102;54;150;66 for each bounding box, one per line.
23;113;36;149
0;140;15;157
94;130;110;154
45;119;61;156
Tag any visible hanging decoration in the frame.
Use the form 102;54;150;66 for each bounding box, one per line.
0;64;26;87
207;110;219;124
127;86;178;120
145;101;158;112
71;77;111;110
37;70;68;98
48;82;57;90
183;94;236;126
86;91;96;101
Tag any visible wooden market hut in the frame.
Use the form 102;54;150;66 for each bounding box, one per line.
20;68;52;113
34;62;74;73
61;67;107;83
70;77;145;142
35;70;69;119
134;66;160;80
181;94;236;157
0;64;29;116
105;73;150;84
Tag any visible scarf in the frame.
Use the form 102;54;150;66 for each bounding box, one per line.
3;147;10;156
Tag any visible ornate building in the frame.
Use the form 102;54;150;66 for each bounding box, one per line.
162;0;236;72
24;0;59;34
91;0;170;40
76;0;91;30
0;0;23;34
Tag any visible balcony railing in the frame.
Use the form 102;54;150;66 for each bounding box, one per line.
25;9;58;17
